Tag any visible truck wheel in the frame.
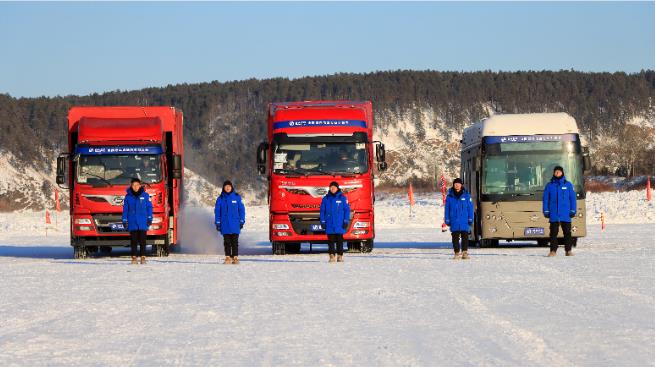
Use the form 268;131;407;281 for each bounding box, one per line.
360;240;374;253
347;241;361;253
285;243;301;254
272;242;286;255
100;246;112;255
479;239;499;248
537;239;549;247
73;246;87;259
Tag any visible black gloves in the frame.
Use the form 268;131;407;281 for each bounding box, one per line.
543;211;550;218
122;221;128;229
147;220;152;227
240;223;244;229
216;224;221;232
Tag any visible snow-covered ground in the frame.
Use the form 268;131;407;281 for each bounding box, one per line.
1;194;654;366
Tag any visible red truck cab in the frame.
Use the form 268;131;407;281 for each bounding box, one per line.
56;107;184;259
256;101;387;254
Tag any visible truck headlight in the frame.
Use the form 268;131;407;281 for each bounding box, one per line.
152;217;163;224
78;226;92;231
276;231;291;237
74;218;92;225
272;223;289;230
353;221;370;229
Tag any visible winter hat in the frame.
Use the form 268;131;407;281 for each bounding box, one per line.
553;166;564;174
130;177;141;184
453;178;463;186
222;180;234;190
329;181;340;189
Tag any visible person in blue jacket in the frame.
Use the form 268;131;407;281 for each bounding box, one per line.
542;166;577;257
320;181;351;263
122;178;153;265
444;178;474;260
214;180;246;265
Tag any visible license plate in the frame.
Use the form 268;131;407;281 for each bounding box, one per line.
110;223;125;231
524;227;545;236
310;224;324;231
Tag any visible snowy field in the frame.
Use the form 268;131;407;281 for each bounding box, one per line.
1;194;654;366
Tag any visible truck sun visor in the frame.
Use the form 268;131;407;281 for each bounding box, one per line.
75;146;163;155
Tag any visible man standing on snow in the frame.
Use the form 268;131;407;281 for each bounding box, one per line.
444;178;474;260
320;181;351;263
215;180;246;265
122;177;153;265
543;166;577;257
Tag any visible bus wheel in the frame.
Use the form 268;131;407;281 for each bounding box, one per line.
285;243;301;254
272;242;286;255
73;246;87;259
537;239;549;247
360;240;374;253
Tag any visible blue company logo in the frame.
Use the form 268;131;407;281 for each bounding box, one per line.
76;146;163;155
273;120;367;130
484;134;577;144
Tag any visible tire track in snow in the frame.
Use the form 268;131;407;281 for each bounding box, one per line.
447;288;575;367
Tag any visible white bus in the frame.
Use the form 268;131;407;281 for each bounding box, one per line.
461;113;591;247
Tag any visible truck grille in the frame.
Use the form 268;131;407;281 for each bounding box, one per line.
288;212;353;235
93;214;127;233
289;213;324;235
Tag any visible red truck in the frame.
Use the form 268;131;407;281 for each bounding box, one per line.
256;101;387;255
56;106;184;259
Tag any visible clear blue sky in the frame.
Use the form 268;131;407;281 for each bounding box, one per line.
1;2;653;98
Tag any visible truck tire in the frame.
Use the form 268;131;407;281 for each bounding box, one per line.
272;242;286;255
285;243;301;254
479;239;499;248
73;246;87;259
347;241;361;253
100;246;112;255
360;240;374;253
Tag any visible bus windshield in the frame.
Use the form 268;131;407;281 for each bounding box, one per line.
273;142;368;175
77;154;162;186
482;140;584;196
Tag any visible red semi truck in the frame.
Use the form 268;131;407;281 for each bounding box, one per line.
56;106;184;259
256;101;387;254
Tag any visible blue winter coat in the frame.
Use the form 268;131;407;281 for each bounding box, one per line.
444;188;474;233
320;190;351;235
542;176;577;223
214;191;246;235
122;187;153;231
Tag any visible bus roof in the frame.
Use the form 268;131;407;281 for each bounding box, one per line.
462;113;579;148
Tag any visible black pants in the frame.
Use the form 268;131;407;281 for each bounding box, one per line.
451;232;469;253
130;230;147;257
550;222;573;252
327;234;344;256
224;234;239;257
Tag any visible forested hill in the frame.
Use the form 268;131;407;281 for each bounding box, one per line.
1;70;655;209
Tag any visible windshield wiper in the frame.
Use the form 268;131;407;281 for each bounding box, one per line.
512;193;535;197
81;173;112;187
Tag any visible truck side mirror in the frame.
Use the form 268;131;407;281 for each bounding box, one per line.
257;142;269;175
56;153;70;188
375;142;387;171
582;147;592;173
375;142;386;163
172;154;182;179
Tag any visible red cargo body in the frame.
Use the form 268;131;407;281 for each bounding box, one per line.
57;106;184;259
256;101;387;254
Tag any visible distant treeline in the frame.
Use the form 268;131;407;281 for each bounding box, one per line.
1;70;654;186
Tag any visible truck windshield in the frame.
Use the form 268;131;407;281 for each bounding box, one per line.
273;142;368;175
482;140;584;196
77;154;162;186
